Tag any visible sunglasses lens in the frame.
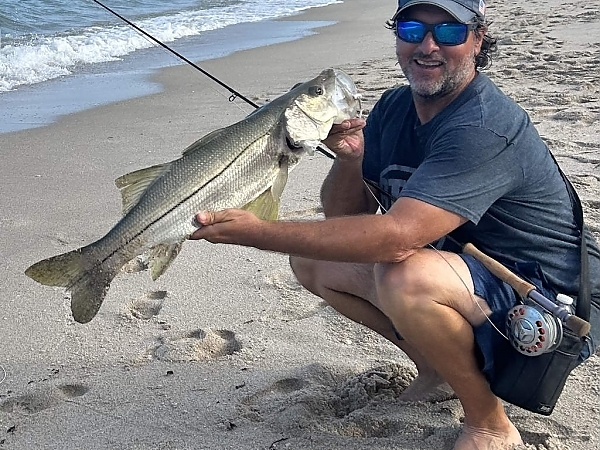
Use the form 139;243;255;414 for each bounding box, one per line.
395;21;469;46
396;21;425;43
434;23;468;45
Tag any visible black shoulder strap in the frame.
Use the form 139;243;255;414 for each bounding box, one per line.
550;154;591;321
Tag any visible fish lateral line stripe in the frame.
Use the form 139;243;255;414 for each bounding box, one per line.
97;131;277;270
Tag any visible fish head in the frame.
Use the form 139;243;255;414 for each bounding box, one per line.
283;68;361;155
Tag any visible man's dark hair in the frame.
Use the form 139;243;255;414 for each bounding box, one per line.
473;17;497;70
385;15;498;70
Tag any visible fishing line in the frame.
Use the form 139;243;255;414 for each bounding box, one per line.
89;0;259;109
429;246;509;340
0;364;6;386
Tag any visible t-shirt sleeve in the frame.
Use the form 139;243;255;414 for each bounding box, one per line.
362;99;383;184
400;126;523;224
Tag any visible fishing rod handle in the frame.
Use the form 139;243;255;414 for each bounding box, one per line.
463;243;591;337
462;243;535;298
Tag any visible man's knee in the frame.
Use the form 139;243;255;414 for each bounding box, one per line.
374;250;442;313
289;256;319;294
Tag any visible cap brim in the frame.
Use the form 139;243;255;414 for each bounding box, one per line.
394;0;477;24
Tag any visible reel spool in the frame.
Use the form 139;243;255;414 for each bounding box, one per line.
506;302;563;356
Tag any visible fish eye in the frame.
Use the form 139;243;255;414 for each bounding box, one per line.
309;86;324;96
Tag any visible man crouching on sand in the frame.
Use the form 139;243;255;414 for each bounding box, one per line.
190;0;600;448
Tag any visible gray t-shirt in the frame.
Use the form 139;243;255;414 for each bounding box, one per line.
363;73;600;313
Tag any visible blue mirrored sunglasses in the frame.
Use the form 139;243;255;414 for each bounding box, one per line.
395;20;476;46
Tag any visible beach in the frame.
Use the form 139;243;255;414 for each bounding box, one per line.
1;0;599;449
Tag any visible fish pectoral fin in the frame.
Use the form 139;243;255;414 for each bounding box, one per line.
115;163;171;215
182;128;227;155
242;158;289;221
148;242;184;281
242;189;280;221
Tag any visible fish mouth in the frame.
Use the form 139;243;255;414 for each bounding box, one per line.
331;69;363;122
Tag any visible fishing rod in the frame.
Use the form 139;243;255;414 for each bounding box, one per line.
90;0;342;161
89;0;258;108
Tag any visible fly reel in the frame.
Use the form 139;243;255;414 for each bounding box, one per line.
506;301;563;356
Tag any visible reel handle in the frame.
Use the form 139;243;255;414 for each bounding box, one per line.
463;243;591;337
565;315;591;337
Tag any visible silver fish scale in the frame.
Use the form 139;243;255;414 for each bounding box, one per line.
145;131;285;246
94;102;292;268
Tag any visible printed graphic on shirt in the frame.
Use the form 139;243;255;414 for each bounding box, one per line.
378;164;416;210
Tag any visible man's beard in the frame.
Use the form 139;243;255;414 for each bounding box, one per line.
400;51;475;100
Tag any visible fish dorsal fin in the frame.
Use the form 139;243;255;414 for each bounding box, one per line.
182;128;226;155
115;163;171;215
242;157;290;221
148;241;184;281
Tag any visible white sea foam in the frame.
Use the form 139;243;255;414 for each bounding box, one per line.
0;0;341;92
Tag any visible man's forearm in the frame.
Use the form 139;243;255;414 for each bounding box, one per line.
320;158;374;218
251;214;413;263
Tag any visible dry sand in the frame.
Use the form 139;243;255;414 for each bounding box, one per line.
1;0;599;449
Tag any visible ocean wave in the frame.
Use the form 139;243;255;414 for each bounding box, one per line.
0;0;340;93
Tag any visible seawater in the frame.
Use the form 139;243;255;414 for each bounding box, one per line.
0;0;341;133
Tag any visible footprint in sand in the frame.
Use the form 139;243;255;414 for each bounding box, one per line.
150;329;241;362
239;363;425;437
510;413;591;448
0;383;89;415
238;363;491;448
127;290;167;320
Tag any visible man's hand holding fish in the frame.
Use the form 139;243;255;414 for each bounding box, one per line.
321;117;366;160
190;209;262;245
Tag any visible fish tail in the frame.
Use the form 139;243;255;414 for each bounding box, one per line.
25;249;118;323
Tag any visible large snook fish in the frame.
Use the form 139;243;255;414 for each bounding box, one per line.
25;68;361;324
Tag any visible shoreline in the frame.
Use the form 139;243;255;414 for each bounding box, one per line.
0;0;396;136
0;13;340;135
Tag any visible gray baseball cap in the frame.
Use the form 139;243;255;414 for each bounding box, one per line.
393;0;486;24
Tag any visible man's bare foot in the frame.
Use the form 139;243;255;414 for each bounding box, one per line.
399;374;457;402
454;422;522;450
